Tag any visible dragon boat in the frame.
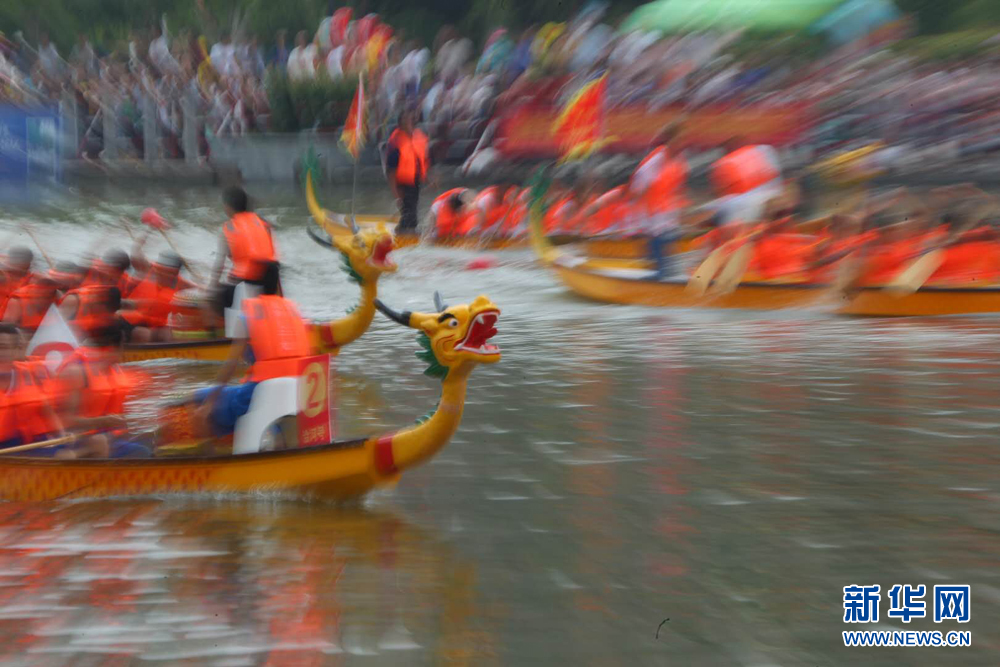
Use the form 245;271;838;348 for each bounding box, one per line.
0;290;501;502
117;212;399;363
528;174;1000;317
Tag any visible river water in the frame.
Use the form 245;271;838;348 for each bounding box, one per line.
0;183;997;665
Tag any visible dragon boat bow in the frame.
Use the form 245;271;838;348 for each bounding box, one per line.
0;293;501;502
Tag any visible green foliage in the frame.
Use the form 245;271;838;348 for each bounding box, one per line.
890;29;999;61
265;70;298;132
266;72;357;131
416;333;448;381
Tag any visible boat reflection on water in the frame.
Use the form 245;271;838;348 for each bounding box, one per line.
0;499;496;664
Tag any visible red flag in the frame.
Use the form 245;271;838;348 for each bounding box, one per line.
552;75;608;162
341;77;365;160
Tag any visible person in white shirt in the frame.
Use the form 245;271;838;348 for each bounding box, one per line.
149;18;178;76
210;33;238;78
287;31;317;81
37;33;63;80
325;45;345;80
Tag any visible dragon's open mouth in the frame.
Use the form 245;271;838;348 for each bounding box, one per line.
368;237;396;269
456;310;500;355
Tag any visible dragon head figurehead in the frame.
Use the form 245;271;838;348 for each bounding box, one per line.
334;220;397;285
375;292;500;379
305;170;397;285
310;214;397;285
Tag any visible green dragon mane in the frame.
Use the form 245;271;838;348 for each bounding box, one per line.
302;146;321;189
339;248;363;285
416;332;448;380
526;164;553;216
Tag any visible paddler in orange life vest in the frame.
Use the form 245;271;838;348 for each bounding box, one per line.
0;246;34;316
60;249;134;340
387;109;429;235
710;136;783;229
430;188;476;238
195;262;311;438
630;123;689;277
2;248;61;334
56;315;137;459
120;251;196;343
210;186;279;328
0;323;68;457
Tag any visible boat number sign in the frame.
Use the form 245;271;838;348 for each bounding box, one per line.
297;355;333;447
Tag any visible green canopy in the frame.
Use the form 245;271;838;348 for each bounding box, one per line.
624;0;845;33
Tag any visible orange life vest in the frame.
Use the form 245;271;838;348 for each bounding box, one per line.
565;194;599;234
473;187;507;231
586;187;629;235
69;348;132;419
752;228;820;279
242;295;312;382
389;128;429;186
83;261;134;296
433;188;468;237
224;212;278;281
634;146;688;216
120;273;180;328
544;195;575;234
931;229;1000;284
0;361;62;442
499;189;529;234
65;285;117;339
7;279;57;331
711;145;780;197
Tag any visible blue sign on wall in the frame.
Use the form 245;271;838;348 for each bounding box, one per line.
0;107;59;182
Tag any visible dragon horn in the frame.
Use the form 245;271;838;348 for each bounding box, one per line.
433;291;448;312
374;299;413;326
348;214;360;234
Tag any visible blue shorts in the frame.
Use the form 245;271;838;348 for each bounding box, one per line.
194;382;259;436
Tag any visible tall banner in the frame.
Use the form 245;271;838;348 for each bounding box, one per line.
496;103;815;158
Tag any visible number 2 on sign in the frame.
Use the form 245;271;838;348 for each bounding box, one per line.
299;362;327;419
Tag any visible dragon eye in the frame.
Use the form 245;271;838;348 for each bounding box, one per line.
448;319;459;328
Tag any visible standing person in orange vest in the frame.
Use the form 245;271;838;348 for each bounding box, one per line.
386;109;429;235
195;262;311;438
710;136;783;229
210;186;279;335
630;124;689;277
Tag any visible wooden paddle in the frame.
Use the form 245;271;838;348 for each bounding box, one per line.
710;240;755;295
19;224;54;269
884;249;945;298
140;208;206;284
884;195;997;298
0;434;76;456
685;241;735;297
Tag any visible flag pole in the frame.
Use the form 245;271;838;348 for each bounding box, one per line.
349;74;363;226
350;144;359;224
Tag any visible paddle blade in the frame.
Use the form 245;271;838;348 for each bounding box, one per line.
141;208;168;230
686;244;729;297
832;252;861;297
885;250;944;298
712;242;754;295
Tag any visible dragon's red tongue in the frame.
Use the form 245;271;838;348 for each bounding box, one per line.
465;312;498;348
373;238;392;265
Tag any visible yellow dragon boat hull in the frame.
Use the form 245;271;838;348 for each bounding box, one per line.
122;338;232;363
551;260;1000;317
0;437;399;502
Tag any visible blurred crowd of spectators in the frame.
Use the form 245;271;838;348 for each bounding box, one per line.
2;3;999;165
